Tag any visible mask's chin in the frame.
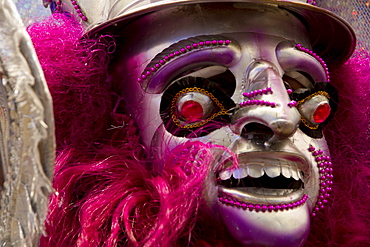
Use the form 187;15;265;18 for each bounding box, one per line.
217;201;310;246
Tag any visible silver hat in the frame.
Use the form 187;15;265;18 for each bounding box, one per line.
44;0;356;65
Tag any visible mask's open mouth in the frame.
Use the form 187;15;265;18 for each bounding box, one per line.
218;174;304;196
215;153;309;207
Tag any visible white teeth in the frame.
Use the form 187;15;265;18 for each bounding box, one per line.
298;171;304;180
248;163;264;178
219;162;304;181
233;167;248;179
291;166;300;181
281;166;292;179
264;164;281;178
219;169;232;180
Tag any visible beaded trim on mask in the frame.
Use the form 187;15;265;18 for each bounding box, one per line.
240;87;277;108
308;145;333;217
295;44;330;83
218;194;309;212
137;39;231;84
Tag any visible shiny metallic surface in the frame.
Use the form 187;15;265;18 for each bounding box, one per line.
110;4;330;245
0;0;55;245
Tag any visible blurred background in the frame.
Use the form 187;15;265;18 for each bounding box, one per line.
12;0;370;54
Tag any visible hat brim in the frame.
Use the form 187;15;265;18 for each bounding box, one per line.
86;0;356;66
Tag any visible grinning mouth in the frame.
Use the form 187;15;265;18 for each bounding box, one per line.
216;153;309;207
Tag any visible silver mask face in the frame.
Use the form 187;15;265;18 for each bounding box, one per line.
111;3;334;246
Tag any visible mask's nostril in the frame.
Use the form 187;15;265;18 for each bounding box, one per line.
241;123;274;144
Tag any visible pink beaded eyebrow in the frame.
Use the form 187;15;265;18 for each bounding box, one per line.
137;39;232;84
295;44;330;83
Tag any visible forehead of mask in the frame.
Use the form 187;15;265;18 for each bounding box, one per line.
109;3;315;147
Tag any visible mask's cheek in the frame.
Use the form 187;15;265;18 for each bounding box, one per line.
149;125;235;168
290;129;330;211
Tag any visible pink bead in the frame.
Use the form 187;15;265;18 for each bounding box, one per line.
180;48;186;53
192;43;198;48
225;40;231;44
205;41;211;45
198;42;204;46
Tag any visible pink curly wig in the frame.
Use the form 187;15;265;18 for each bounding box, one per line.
28;14;370;246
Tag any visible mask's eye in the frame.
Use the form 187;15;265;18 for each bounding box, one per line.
172;88;227;128
298;92;331;127
160;75;235;137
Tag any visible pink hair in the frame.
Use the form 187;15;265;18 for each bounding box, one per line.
28;14;370;246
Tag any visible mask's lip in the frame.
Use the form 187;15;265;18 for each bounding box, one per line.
215;152;309;205
218;187;305;205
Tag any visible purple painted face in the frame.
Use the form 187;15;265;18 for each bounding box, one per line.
110;4;335;246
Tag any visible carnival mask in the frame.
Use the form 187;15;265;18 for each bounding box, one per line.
108;3;345;245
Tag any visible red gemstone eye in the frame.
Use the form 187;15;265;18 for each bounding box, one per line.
313;103;331;123
180;100;204;122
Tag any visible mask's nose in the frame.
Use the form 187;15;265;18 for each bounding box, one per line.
231;63;301;145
